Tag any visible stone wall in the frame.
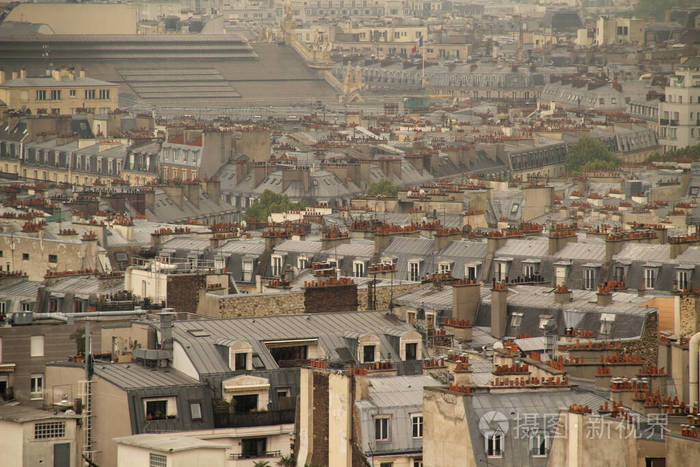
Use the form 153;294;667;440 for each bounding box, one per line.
620;312;658;368
679;293;699;338
198;282;422;318
199;290;305;318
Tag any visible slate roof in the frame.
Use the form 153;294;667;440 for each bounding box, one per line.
95;363;203;390
356;374;438;409
553;241;605;262
496;237;550;257
171;311;416;375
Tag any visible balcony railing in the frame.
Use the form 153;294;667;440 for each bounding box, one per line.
231;450;282;460
660;119;669;125
213;409;295;428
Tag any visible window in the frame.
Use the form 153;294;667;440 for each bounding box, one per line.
145;399;175;420
297;256;308;270
530;433;549;456
644;268;657;289
511;312;523;329
69;89;76;97
190;402;202;421
676;269;691;291
50;90;61;100
380;463;393;467
411;414;423;438
30;336;44;357
30;374;43;399
22;253;29;261
405;342;417;360
486;432;503;457
614;266;625;283
375;416;390;441
36;90;47;101
34;421;65;439
465;264;478;280
84;89;96;100
495;261;509;282
353;261;365;277
408;261;420;281
149;453;167;467
363;345;375;363
523;262;538;279
99;89;110;99
241;437;267;458
272;255;283;276
235;352;248;371
439;262;452;274
22;302;33;311
584;268;596;290
48;254;58;264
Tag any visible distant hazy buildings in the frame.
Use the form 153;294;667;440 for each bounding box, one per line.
658;58;700;152
0;68;118;116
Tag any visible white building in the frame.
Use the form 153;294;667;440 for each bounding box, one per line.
0;405;80;467
115;433;228;467
658;58;700;152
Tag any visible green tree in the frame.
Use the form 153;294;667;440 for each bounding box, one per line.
253;462;271;467
366;178;399;196
245;190;305;221
278;455;296;467
565;136;621;174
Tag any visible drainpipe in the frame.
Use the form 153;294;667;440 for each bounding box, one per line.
690;331;700;411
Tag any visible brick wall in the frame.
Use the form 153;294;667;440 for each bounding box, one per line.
311;372;329;466
166;274;205;314
304;284;358;313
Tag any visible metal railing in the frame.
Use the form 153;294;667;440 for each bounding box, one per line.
230;450;282;460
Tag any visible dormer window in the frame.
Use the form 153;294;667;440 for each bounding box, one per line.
495;259;511;282
271;255;283;277
644;266;658;289
465;262;480;280
297;256;308;270
439;261;453;274
583;266;598;290
408;259;422;281
522;259;540;279
676;266;693;291
353;260;365;278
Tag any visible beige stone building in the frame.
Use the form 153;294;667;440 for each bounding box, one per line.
0;231;102;281
595;16;644;46
0;68;119;116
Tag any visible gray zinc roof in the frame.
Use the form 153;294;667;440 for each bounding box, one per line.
95;363;203;390
172;311;416;375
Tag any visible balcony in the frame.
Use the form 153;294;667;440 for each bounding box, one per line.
213;409;295;428
660;119;669;125
231;450;282;460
